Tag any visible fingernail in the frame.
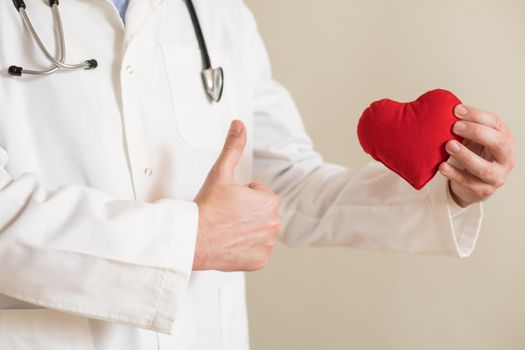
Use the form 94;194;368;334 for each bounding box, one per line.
455;105;468;118
447;140;461;153
453;121;467;133
229;121;242;135
439;163;449;174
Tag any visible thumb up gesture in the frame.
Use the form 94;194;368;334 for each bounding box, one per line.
193;120;280;272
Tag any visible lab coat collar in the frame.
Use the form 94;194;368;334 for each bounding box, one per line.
123;0;165;46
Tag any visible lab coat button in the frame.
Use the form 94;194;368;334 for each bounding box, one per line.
126;66;135;74
144;168;153;176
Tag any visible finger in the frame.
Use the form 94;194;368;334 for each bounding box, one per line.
439;162;495;199
454;104;504;131
209;120;247;183
445;140;504;187
452;120;509;163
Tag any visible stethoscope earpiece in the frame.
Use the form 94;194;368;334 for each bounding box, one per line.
85;59;98;70
8;0;98;76
8;66;23;77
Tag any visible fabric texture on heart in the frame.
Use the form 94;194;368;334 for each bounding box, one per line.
357;89;463;190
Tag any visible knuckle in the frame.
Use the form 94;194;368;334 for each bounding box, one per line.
479;186;495;198
269;221;281;233
263;224;279;242
509;157;516;170
496;134;508;151
222;143;237;150
480;166;494;180
471;124;482;139
494;178;506;188
493;115;503;130
264;238;276;252
458;174;468;188
460;149;473;164
222;137;241;151
266;225;278;238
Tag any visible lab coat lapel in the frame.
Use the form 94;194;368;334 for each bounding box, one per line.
123;0;165;46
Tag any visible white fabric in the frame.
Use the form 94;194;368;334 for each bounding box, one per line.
0;0;482;349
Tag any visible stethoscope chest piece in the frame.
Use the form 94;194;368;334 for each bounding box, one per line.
184;0;224;104
202;67;224;103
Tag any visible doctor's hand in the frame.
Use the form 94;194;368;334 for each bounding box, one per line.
192;120;280;272
439;105;516;208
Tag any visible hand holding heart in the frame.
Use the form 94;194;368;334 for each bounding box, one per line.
358;89;515;207
193;120;280;271
440;104;515;208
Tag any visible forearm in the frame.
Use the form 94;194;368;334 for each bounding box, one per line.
265;158;482;257
0;162;198;333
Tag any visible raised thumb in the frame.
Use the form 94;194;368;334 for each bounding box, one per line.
209;119;247;183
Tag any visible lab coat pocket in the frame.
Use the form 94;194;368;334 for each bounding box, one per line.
160;44;239;150
0;309;94;350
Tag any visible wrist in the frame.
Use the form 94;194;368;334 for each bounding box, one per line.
192;203;211;270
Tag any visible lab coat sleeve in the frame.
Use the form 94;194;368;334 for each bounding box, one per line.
0;148;197;334
246;10;483;257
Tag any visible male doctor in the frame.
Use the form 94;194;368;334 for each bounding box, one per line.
0;0;515;349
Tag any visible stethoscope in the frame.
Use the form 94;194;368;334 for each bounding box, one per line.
7;0;224;103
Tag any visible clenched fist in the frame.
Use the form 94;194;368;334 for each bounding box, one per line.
192;120;280;272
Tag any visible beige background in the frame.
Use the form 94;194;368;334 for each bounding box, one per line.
243;1;525;349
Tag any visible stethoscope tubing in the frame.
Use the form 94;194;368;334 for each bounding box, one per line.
183;0;212;70
17;5;63;75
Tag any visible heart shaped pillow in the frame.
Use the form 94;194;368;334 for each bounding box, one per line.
357;89;463;190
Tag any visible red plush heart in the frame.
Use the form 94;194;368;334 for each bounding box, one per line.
357;89;463;190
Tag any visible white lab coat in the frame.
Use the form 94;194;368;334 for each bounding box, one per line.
0;0;482;349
